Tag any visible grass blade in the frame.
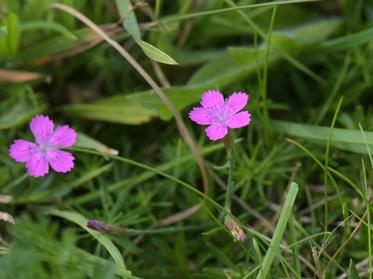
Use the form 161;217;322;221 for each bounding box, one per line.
273;120;373;154
255;182;299;279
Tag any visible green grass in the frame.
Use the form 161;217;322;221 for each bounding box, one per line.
1;0;373;278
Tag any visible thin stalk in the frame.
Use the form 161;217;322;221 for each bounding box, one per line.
362;159;372;279
155;0;161;19
224;144;235;212
260;5;277;143
323;98;344;229
158;0;318;23
289;215;301;277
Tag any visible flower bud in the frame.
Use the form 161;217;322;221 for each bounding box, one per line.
224;216;247;242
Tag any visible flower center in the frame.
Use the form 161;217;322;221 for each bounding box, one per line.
209;104;231;124
38;144;49;152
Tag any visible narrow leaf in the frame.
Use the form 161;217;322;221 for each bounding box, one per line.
115;0;141;38
348;259;361;279
135;38;178;65
273;120;373;155
58;95;155;125
76;133;119;155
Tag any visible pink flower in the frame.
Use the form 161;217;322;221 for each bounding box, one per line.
189;90;251;141
9;115;77;177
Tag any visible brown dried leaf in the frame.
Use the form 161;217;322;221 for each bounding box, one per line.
0;69;51;83
33;24;123;65
0;195;12;203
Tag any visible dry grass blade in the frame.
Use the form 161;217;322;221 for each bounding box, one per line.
156;203;202;227
323;209;368;276
0;212;15;224
49;3;209;195
0;69;51;83
0;195;12;203
34;24;123;65
133;203;202;245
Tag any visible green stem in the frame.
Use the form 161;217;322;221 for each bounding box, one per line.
224;146;234;213
362;159;372;279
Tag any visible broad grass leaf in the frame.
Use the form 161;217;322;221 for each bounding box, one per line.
321;26;373;51
58;95;155;125
273;120;373;155
0;25;7;38
0;100;44;130
20;20;78;40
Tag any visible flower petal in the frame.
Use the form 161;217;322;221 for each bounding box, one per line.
9;139;37;163
46;150;75;173
30;115;54;145
26;152;49;177
201;90;224;110
205;124;228;141
189;107;211;125
226;92;249;114
49;125;77;147
226;111;251;128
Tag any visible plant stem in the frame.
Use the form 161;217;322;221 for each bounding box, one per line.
223;135;234;213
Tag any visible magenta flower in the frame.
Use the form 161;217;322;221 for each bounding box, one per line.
9;115;77;177
189;90;251;141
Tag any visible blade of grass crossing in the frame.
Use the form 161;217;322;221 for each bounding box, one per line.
260;5;277;143
359;123;373;168
255;182;299;279
359;123;373;279
158;0;319;23
289;215;301;277
286;138;364;199
362;159;372;279
324;98;344;229
315;56;350;124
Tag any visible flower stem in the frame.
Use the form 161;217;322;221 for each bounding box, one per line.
223;133;234;213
